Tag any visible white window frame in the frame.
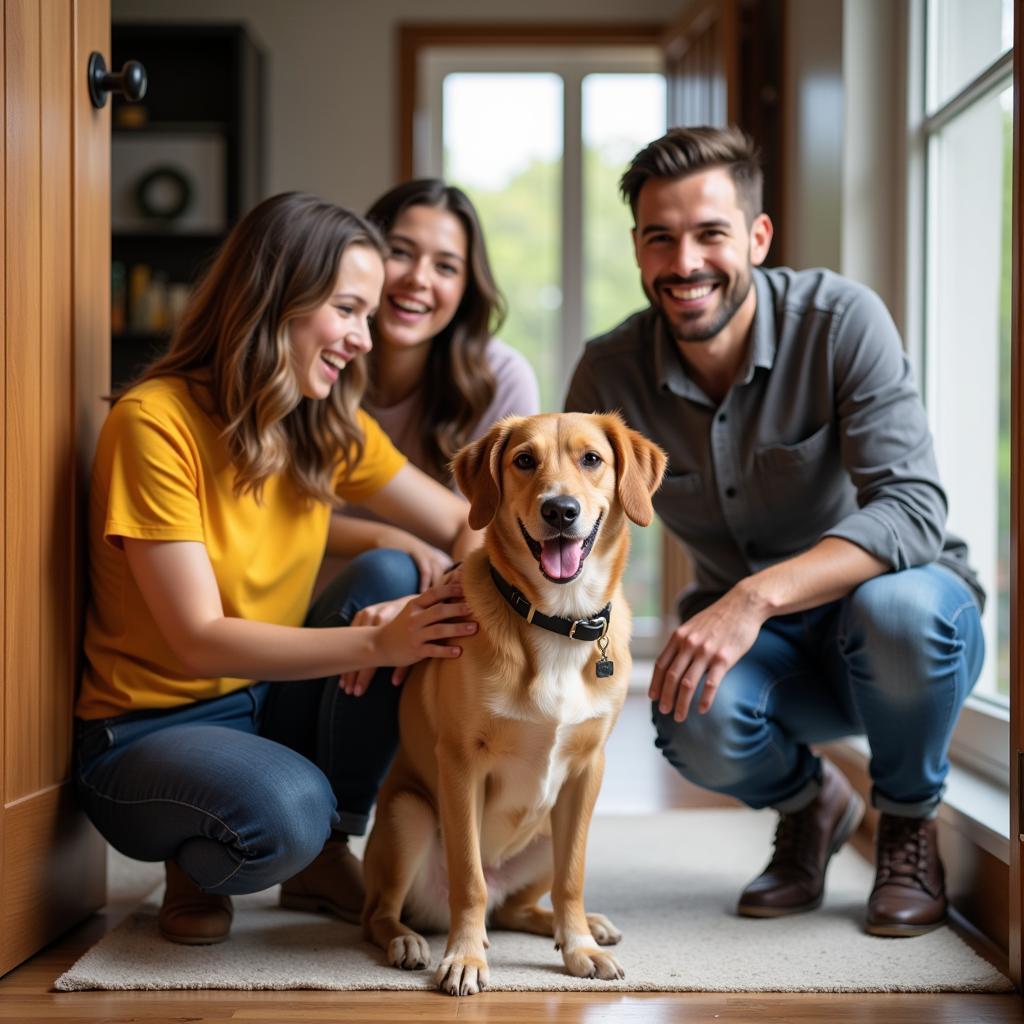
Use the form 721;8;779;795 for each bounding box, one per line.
415;45;665;654
417;45;663;397
906;0;1013;786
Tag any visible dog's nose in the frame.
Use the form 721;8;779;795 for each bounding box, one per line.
541;495;580;530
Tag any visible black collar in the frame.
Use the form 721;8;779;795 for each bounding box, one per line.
489;565;611;642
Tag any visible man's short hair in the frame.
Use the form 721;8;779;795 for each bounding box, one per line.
620;126;763;225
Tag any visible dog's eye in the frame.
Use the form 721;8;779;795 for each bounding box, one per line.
581;451;603;468
513;452;536;470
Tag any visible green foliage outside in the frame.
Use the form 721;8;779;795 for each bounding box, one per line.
460;157;562;413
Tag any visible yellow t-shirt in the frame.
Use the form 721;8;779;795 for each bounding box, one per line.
77;376;406;720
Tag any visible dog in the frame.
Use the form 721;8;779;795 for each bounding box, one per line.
361;411;666;996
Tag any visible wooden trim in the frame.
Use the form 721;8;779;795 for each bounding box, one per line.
775;0;790;268
0;0;7;944
1011;0;1023;990
661;0;720;60
720;0;740;126
6;0;44;801
396;22;663;181
41;0;74;783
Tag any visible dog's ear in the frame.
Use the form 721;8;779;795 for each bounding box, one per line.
600;412;667;527
452;418;518;530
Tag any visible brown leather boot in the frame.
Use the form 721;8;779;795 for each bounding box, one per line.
738;758;865;917
866;813;947;936
158;860;233;945
279;834;364;924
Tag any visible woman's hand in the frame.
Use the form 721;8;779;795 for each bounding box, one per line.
339;595;412;694
339;581;476;696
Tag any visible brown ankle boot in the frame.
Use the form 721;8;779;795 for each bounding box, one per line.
737;758;865;917
279;834;364;924
866;813;947;936
158;860;233;945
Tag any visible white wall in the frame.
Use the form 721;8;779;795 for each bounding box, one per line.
112;0;683;212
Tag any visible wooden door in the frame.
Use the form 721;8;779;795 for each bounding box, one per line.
1;0;110;977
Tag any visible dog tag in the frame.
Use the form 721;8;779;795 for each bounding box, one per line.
595;636;614;678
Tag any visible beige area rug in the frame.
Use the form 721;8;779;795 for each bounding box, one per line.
54;809;1012;993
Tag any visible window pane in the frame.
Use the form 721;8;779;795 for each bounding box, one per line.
582;73;666;634
582;73;666;339
442;73;563;412
926;84;1012;701
927;0;1012;111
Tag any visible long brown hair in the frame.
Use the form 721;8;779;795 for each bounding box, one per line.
365;179;506;482
129;192;386;505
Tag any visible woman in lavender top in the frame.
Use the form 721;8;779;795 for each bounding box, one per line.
328;179;540;591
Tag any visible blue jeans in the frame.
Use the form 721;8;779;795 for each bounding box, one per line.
654;565;984;818
74;549;419;895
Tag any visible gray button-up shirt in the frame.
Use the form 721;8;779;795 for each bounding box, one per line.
565;266;983;616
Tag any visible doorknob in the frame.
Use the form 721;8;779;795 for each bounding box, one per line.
87;52;147;109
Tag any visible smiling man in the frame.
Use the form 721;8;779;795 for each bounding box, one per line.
564;126;986;937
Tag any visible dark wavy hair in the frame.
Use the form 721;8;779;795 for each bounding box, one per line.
620;125;763;225
365;179;506;482
127;192;386;505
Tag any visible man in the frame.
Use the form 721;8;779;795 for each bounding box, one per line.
564;126;985;936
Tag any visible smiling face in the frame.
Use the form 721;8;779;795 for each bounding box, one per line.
633;167;772;344
289;244;384;400
374;204;469;350
502;417;618;585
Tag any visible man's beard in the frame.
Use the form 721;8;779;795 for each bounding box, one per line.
647;267;753;343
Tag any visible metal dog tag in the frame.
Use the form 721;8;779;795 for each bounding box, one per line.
595;636;614;678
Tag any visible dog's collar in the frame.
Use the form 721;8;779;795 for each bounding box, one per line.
488;565;611;642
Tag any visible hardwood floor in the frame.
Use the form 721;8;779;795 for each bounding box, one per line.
1;694;1020;1023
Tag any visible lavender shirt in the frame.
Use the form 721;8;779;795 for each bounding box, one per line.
359;338;540;494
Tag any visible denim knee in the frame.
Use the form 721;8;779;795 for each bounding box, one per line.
310;549;421;629
213;763;336;893
652;691;757;792
350;548;421;602
838;568;979;707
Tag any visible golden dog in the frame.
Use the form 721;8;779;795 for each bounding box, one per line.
362;412;666;996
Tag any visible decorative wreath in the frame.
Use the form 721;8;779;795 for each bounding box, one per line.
135;165;193;221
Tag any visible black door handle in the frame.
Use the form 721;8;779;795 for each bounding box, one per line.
87;52;147;109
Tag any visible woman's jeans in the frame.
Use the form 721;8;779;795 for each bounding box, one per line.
74;549;419;895
654;565;985;818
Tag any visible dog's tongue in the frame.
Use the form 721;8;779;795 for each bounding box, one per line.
540;537;584;580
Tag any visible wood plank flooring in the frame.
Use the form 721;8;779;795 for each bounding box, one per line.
1;694;1020;1023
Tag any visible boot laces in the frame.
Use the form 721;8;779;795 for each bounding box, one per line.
876;815;930;889
768;805;817;876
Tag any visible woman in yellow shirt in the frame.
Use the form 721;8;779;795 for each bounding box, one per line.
75;192;479;945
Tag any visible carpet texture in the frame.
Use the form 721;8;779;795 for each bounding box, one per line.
55;809;1012;993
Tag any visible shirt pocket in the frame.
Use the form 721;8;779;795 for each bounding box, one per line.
754;422;832;474
752;423;841;553
659;469;703;496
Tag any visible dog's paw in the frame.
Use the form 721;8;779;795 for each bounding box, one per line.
435;952;489;996
562;947;625;981
388;933;431;971
586;912;622;946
